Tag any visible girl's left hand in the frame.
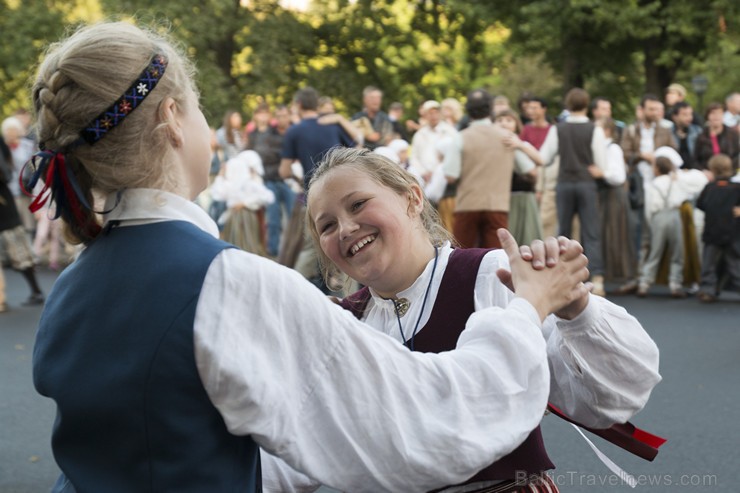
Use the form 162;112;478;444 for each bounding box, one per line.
498;235;592;320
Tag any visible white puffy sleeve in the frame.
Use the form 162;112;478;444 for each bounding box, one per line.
194;249;550;493
474;250;661;429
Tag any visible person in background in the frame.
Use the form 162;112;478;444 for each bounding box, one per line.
409;101;457;184
492;95;511;117
695;153;740;302
210;150;274;256
494;109;543;245
637;156;709;297
517;92;533;125
0;133;44;311
616;94;677;295
387;101;410;141
670;102;702;170
441;97;464;130
590;97;625;141
387;138;410;168
212;110;245;224
1;116;37;234
722;92;740;130
521;97;558;238
694;102;739;172
351;86;393;150
539;88;607;296
665;83;702;127
443;89;514;249
279;86;355;289
248;103;295;258
590;118;635;284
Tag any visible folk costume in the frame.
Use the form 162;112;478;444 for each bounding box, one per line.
263;244;662;493
31;54;567;493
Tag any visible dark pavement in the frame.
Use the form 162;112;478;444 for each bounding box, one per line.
1;267;738;492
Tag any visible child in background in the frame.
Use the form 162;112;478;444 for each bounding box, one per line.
261;147;661;493
493;109;544;246
210;150;274;256
638;156;709;297
696;154;740;302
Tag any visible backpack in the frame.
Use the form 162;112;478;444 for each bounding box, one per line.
627;164;644;210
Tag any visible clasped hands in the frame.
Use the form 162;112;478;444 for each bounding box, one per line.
496;229;591;322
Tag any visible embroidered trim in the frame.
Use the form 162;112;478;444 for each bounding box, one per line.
80;54;168;145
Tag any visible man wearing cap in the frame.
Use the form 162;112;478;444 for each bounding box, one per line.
409;100;457;182
409;100;459;231
443;89;514;249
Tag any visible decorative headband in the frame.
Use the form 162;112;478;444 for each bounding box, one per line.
20;54;167;239
80;53;168;145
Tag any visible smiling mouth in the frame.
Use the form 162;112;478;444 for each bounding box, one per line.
349;235;377;257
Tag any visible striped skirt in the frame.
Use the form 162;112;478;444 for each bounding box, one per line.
435;472;559;493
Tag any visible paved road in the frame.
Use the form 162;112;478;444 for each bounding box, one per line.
1;267;738;492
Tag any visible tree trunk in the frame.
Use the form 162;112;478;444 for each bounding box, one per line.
562;46;585;94
643;44;663;97
644;44;680;99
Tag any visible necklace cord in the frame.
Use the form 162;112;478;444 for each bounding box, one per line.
393;246;439;351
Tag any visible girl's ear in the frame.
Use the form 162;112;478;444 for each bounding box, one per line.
408;182;424;216
159;97;183;148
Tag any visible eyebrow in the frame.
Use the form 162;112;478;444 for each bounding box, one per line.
313;191;362;225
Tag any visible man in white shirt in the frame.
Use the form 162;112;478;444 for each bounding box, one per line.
409;100;458;230
539;88;607;296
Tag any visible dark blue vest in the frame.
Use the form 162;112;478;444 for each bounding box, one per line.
33;221;261;493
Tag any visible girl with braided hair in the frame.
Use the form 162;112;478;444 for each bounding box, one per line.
32;22;594;493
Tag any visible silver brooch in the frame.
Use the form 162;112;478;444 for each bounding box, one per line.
393;298;410;317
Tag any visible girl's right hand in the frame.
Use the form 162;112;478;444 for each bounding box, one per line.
497;229;590;322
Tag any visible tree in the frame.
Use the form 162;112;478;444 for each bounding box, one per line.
0;0;67;117
464;0;738;118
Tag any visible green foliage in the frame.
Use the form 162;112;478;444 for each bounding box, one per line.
0;0;737;126
0;0;67;117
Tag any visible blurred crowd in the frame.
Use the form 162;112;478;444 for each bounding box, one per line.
2;83;739;310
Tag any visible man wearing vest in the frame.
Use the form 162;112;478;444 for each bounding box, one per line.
443;88;514;249
540;88;608;296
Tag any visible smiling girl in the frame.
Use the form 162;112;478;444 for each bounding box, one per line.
261;147;662;492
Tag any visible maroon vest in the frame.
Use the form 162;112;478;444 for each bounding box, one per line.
340;248;555;484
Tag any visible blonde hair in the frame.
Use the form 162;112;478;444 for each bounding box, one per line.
32;22;197;244
306;146;454;291
441;98;463;123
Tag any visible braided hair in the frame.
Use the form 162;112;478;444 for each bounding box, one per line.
31;22;197;244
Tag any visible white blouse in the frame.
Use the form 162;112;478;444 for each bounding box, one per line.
262;242;662;492
103;189;555;493
603;139;627;187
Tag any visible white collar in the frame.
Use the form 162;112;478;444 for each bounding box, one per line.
103;189;219;239
367;242;453;312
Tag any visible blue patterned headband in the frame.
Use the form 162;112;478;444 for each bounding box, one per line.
80;54;168;145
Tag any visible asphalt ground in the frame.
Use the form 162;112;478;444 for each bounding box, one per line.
1;267;738;492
